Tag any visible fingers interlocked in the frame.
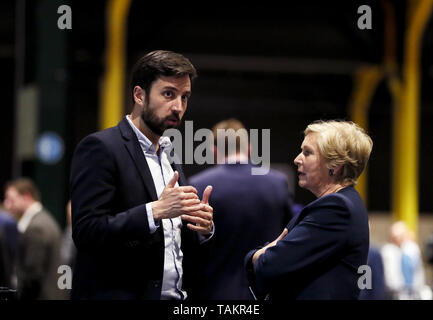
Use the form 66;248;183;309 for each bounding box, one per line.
182;185;214;235
181;204;213;233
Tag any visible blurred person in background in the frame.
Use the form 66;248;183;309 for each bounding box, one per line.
381;222;405;298
188;118;294;299
3;178;64;300
381;221;431;299
245;120;372;300
60;200;76;270
359;244;386;300
359;221;386;300
0;226;10;287
0;207;18;288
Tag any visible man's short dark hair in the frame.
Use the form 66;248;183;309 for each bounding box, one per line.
212;118;249;155
6;178;41;202
130;50;197;103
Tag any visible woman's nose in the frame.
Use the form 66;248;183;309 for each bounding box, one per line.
294;153;301;166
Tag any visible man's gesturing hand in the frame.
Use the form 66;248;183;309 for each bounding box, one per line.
181;185;214;235
152;171;203;221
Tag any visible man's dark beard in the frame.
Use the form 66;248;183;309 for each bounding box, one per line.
141;106;180;136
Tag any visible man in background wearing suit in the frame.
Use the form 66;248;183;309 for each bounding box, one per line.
70;50;213;300
0;227;10;288
3;178;63;300
189;119;293;299
0;207;18;288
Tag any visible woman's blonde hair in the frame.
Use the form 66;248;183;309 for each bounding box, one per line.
304;120;373;185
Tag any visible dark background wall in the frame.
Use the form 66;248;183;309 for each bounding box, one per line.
1;1;433;226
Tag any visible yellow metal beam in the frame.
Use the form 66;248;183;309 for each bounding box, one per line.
100;0;132;130
349;66;383;206
392;0;433;234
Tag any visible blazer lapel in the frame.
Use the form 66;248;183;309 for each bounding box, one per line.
286;214;301;233
286;204;310;232
118;118;158;201
286;196;323;232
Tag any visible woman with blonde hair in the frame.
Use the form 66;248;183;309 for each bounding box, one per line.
245;120;373;300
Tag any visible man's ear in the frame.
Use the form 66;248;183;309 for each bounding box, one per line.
22;192;34;203
133;86;146;105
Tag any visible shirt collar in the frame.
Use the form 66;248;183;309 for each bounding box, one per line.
225;152;249;164
126;115;172;153
18;201;42;233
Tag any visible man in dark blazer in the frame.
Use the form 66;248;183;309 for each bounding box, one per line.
188;119;293;300
70;50;213;300
4;178;64;300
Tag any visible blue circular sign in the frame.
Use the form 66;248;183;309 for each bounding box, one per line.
35;132;64;164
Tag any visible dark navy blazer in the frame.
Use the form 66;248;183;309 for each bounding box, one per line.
70;118;202;300
189;164;293;300
245;186;369;300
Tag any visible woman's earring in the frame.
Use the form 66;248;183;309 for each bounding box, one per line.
329;169;334;176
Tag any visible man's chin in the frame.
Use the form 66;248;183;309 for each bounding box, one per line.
145;121;180;136
144;121;164;136
150;126;178;136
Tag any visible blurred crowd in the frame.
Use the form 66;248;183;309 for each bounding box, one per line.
360;221;433;300
0;178;75;300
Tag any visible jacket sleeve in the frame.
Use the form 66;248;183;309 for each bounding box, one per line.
251;194;351;296
70;134;152;251
18;227;47;299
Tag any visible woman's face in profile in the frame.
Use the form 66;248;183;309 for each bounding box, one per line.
293;133;329;196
